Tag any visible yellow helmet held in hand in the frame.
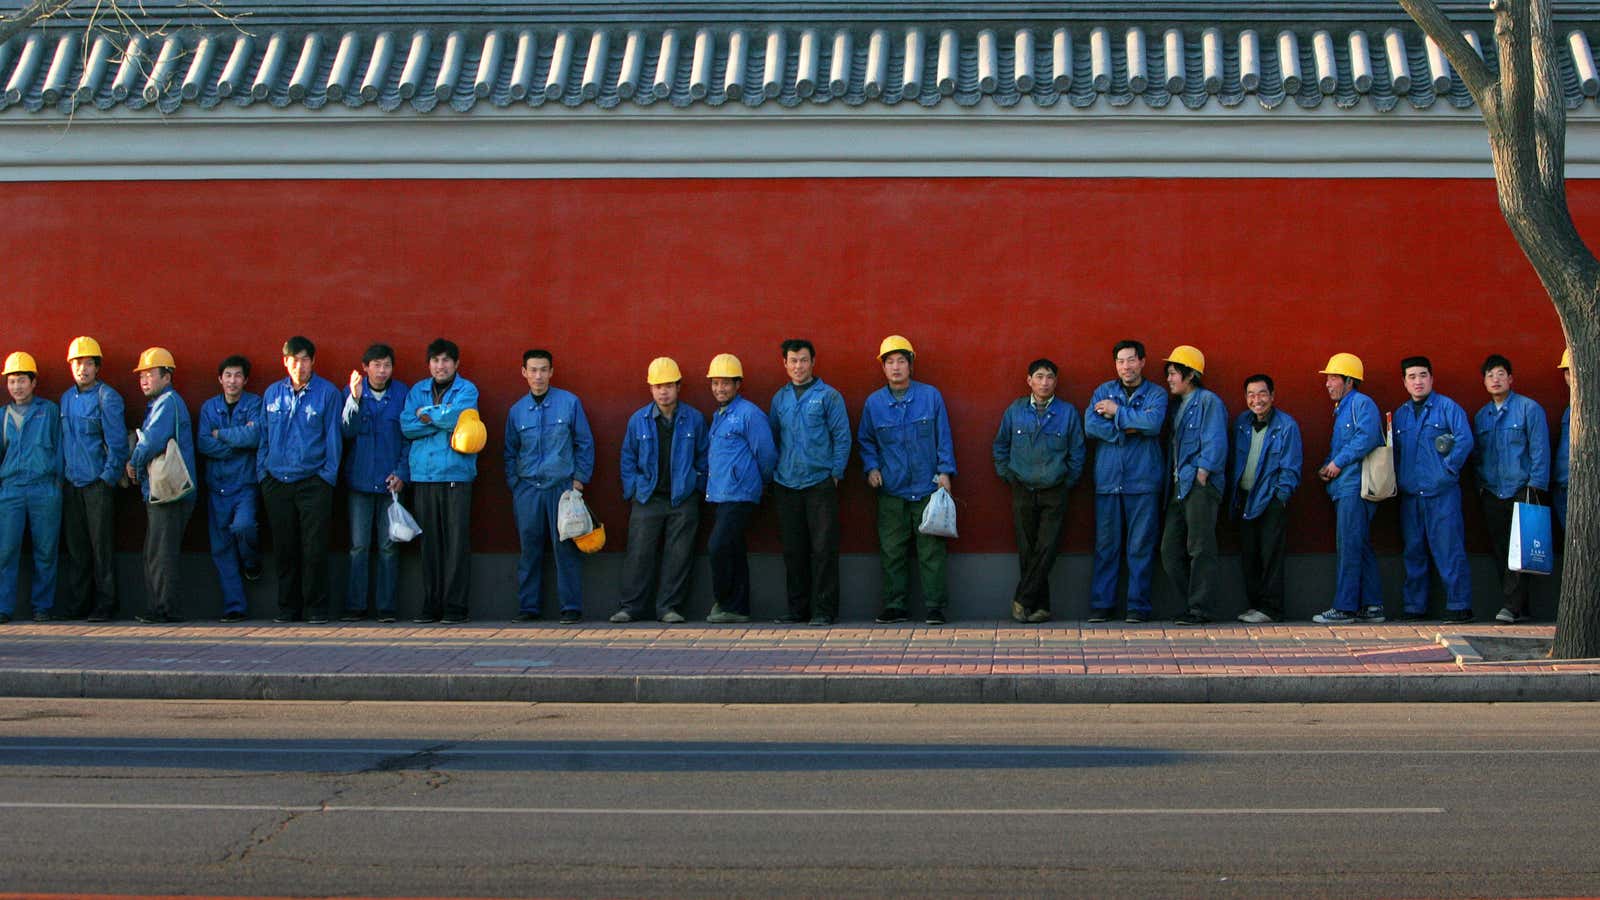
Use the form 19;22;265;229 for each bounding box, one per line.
706;353;744;379
451;408;488;454
133;347;177;372
1319;352;1365;382
573;523;607;554
66;336;103;361
3;351;38;376
1560;347;1572;369
1164;345;1206;375
647;357;683;384
878;334;915;361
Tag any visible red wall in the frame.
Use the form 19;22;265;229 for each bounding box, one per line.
2;177;1576;554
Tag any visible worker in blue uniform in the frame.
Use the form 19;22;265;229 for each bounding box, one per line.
0;352;62;624
704;353;776;624
1083;340;1167;624
1229;374;1302;623
1472;353;1551;624
401;338;481;624
58;336;127;621
126;347;197;624
1158;346;1229;626
340;343;409;623
1311;352;1386;625
197;355;262;622
1392;356;1474;623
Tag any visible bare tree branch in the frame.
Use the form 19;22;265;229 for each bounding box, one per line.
1396;0;1496;100
0;0;78;47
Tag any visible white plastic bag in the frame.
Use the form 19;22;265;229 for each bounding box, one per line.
917;486;958;538
558;488;593;541
387;490;422;542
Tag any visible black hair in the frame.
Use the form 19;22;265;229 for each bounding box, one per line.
523;349;553;366
217;355;251;378
1243;373;1274;393
1400;356;1432;375
1165;361;1202;388
1481;354;1513;376
426;338;460;362
1113;340;1146;361
1027;358;1058;376
282;336;316;358
781;339;816;359
882;349;912;364
362;343;396;366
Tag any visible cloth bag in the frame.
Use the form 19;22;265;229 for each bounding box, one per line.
146;437;194;504
1360;412;1396;502
557;488;593;541
1508;499;1555;574
917;485;959;538
387;490;422;542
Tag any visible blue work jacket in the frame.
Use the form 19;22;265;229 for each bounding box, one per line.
992;396;1085;490
60;382;128;488
0;398;63;485
1472;391;1550;498
258;375;343;486
1168;387;1229;501
769;379;851;489
401;376;480;483
1083;378;1168;495
1393;393;1474;498
196;392;262;494
858;380;957;502
1556;406;1571;486
1324;389;1382;499
707;395;777;504
129;386;196;502
341;379;411;493
1228;408;1303;520
504;387;595;491
621;402;708;507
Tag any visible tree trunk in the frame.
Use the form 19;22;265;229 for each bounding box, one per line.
1553;311;1600;658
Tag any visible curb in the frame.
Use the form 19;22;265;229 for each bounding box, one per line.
4;669;1600;703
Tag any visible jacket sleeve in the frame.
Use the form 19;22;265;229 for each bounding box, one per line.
98;389;128;484
1083;387;1120;443
51;406;66;478
1198;394;1228;477
503;406;521;491
400;386;434;439
1065;407;1087;488
749;405;778;483
340;389;362;439
826;390;851;481
857;397;881;474
319;387;344;486
130;396;176;471
1526;400;1552;491
217;396;262;449
991;404;1014;480
619;414;638;502
196;401;228;461
428;382;478;431
1331;398;1381;470
934;395;957;476
256;389;272;481
1277;420;1303;501
572;398;595;485
1114;385;1166;436
1443;402;1475;479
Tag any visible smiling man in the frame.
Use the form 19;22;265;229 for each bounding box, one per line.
197;355;262;622
1311;352;1385;626
1228;374;1302;624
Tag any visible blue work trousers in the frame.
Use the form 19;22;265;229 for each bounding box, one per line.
347;490;398;615
1400;491;1471;614
514;482;584;614
208;490;259;615
0;481;61;617
1090;492;1160;614
1332;495;1382;612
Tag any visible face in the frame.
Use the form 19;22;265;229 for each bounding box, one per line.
1115;348;1144;387
7;373;34;403
283;351;314;386
522;356;552;395
709;377;739;404
219;366;247;401
1565;368;1574;390
1484;366;1512;399
1325;373;1350;402
1245;380;1275;419
1027;368;1057;401
784;349;815;385
651;381;680;410
70;357;100;389
364;356;394;391
1403;366;1433;401
138;368;171;397
429;353;459;384
881;352;912;387
1164;364;1190;396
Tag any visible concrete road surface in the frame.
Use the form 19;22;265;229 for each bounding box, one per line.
2;700;1598;898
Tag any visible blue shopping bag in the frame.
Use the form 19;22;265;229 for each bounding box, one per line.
1508;501;1554;575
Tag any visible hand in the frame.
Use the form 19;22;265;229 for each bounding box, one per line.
124;462;137;483
934;473;952;492
1195;469;1209;486
572;479;584;492
349;370;363;398
833;477;841;487
418;412;433;425
1094;399;1119;418
385;474;403;493
1319;462;1341;481
867;469;883;488
211;429;220;439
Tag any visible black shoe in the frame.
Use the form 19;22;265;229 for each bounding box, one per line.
306;614;330;625
1173;610;1210;626
1398;611;1430;622
135;612;183;625
412;614;440;624
242;565;263;582
1124;611;1149;624
441;614;470;624
512;612;540;623
219;611;248;623
559;610;582;625
274;613;301;624
85;611;112;623
33;610;58;622
339;611;367;622
376;613;397;624
1439;608;1474;624
0;613;10;624
775;614;805;624
809;615;834;626
924;608;946;626
875;609;909;624
1086;608;1115;624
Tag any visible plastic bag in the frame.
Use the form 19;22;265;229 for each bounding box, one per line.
1508;500;1554;574
558;488;593;541
387;490;422;542
917;486;958;538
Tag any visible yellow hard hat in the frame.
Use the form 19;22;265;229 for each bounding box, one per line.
66;336;103;361
1560;347;1572;369
3;351;38;376
878;334;915;361
1319;352;1365;382
451;408;488;454
707;353;744;379
573;523;607;554
1164;345;1206;375
133;347;176;372
647;357;683;385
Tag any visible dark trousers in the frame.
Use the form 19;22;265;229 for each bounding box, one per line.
1238;497;1287;619
1010;481;1069;613
143;497;194;617
1481;491;1532;615
414;482;473;619
59;480;118;618
877;494;948;612
618;495;700;617
774;481;841;619
708;501;757;615
262;476;333;619
1160;483;1222;616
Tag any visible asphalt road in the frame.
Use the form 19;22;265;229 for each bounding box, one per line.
1;700;1598;898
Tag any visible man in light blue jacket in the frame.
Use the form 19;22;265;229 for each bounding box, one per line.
127;348;196;625
1393;356;1474;623
704;353;776;624
0;351;62;624
1084;340;1167;624
1228;374;1301;623
1473;353;1550;624
1312;353;1386;625
1158;346;1229;626
505;349;594;625
401;338;480;624
196;355;262;622
340;343;409;623
59;336;127;621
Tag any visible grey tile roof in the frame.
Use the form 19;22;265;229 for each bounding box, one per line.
6;15;1600;117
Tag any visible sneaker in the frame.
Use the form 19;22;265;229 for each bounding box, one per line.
274;613;301;624
1236;609;1276;624
306;614;330;625
135;612;183;624
1173;610;1210;626
1086;608;1115;624
609;610;635;624
1124;611;1149;625
1357;606;1387;624
774;614;805;624
1026;609;1052;624
1313;608;1357;625
558;610;582;625
660;610;686;624
512;612;540;623
808;615;834;626
219;611;248;623
376;613;397;624
706;609;749;624
242;565;263;582
1011;601;1029;623
1495;608;1531;624
1439;608;1474;624
441;614;470;624
874;609;909;624
339;611;367;622
925;608;946;626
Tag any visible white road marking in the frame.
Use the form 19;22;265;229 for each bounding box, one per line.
0;802;1445;816
0;744;1594;757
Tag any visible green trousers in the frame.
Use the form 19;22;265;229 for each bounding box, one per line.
876;494;948;611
